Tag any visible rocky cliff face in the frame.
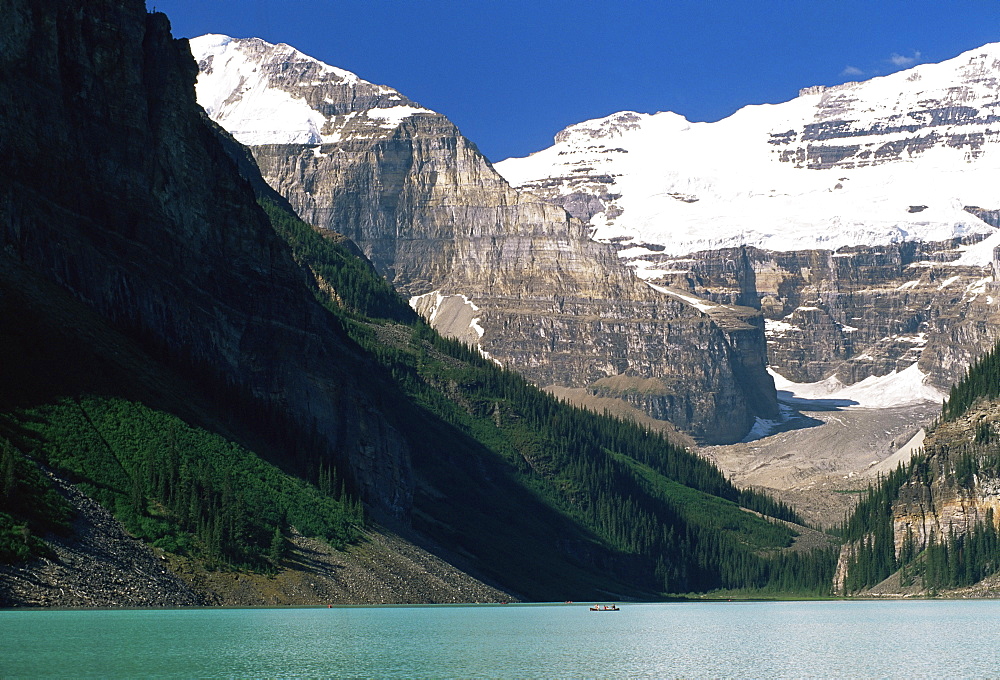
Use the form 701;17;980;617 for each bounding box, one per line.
191;36;778;443
645;239;1000;393
829;406;995;594
889;403;1000;562
0;1;410;515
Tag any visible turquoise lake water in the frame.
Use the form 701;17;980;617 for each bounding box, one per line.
2;600;998;678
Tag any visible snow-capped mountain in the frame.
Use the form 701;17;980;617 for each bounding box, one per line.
191;34;433;146
495;43;1000;273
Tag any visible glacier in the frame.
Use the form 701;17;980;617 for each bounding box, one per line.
495;43;1000;267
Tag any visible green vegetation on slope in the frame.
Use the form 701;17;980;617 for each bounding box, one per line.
261;200;417;324
917;511;1000;591
844;464;1000;594
3;397;361;570
263;197;838;596
944;339;1000;420
843;340;1000;593
839;460;913;593
0;438;72;563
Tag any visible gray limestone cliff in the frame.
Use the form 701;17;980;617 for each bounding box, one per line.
889;403;1000;556
193;37;778;443
646;239;1000;392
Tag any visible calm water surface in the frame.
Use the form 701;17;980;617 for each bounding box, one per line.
2;600;998;678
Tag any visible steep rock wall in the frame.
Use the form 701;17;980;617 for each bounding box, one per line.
649;240;1000;389
888;403;1000;560
0;0;411;515
190;36;780;444
250;113;776;443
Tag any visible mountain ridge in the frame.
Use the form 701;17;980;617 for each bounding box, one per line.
495;41;1000;264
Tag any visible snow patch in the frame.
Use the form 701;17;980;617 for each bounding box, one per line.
765;319;799;336
646;282;715;313
741;403;798;442
366;105;434;128
769;363;944;409
409;291;446;323
936;275;960;290
409;291;490;353
470;317;486;339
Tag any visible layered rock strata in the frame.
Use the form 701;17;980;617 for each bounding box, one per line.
192;37;778;443
842;402;1000;586
646;240;1000;390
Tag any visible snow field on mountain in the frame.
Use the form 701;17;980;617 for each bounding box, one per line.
190;35;431;147
192;35;327;145
496;43;1000;264
770;363;945;409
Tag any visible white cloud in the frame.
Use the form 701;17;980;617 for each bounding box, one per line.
840;51;922;81
890;51;922;67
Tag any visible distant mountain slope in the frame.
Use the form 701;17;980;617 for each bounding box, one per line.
194;34;430;146
189;35;780;444
495;43;1000;266
496;45;1000;397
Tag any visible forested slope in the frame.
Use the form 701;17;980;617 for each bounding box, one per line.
258;198;838;596
840;340;1000;594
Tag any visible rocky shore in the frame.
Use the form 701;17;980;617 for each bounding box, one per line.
0;474;515;608
166;528;516;607
0;473;202;608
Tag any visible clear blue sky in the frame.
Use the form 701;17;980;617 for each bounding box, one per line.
150;0;999;162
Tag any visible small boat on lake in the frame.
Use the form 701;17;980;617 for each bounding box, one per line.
589;604;619;611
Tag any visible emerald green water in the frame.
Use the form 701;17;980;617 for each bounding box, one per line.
1;600;998;678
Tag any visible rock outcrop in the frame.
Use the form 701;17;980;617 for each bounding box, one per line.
892;404;1000;553
191;36;779;443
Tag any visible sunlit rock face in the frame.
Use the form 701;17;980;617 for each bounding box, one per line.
876;403;1000;581
191;36;779;444
639;239;1000;398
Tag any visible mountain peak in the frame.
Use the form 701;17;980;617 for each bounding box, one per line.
189;34;432;146
496;41;1000;262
